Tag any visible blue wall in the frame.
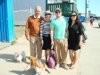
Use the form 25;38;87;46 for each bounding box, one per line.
0;0;14;42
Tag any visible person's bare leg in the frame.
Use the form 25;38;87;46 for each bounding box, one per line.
69;50;74;65
45;49;50;62
70;51;78;69
73;51;78;65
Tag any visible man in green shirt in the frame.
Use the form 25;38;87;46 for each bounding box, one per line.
50;8;68;69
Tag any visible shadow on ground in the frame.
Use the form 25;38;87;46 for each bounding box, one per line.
0;54;16;63
93;27;100;29
10;68;36;75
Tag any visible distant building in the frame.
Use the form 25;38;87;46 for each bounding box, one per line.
79;12;96;18
48;0;62;3
14;0;77;25
47;0;77;16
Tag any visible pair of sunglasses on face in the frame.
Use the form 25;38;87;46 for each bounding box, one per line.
55;11;61;14
45;13;51;16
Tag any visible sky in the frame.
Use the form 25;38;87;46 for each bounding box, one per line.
77;0;100;16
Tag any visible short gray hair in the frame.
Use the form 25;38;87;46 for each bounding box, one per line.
35;6;42;11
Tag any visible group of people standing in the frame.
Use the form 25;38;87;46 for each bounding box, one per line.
25;6;83;69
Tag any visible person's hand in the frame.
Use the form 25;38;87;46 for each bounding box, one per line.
51;40;54;49
79;41;82;47
26;36;30;41
51;40;54;45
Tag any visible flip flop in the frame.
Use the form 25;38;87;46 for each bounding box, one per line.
69;65;76;69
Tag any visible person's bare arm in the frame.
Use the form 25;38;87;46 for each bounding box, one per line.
66;27;69;39
79;35;83;47
50;27;54;46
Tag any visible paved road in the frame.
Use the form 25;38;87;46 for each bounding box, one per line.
0;21;100;75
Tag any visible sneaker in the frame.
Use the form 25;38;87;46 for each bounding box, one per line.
60;64;69;70
67;63;72;67
55;64;60;69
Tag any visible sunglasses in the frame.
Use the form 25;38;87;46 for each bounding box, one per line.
45;13;51;16
55;11;61;14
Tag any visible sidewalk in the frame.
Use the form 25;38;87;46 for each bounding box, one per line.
0;42;10;50
0;21;100;75
77;20;100;75
0;35;78;75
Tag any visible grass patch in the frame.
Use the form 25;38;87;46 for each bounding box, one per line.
10;41;16;45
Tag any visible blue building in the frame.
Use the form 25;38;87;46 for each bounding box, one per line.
0;0;14;42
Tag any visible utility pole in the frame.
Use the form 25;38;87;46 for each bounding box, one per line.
85;0;87;19
46;0;48;10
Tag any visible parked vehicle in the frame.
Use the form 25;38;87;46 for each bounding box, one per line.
98;21;100;28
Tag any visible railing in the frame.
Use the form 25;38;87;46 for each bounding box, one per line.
48;3;62;12
47;2;74;16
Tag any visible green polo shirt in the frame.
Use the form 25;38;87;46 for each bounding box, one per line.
50;16;68;39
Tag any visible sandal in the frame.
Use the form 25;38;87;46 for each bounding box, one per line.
69;65;76;69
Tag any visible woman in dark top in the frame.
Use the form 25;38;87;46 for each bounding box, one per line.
68;11;83;69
